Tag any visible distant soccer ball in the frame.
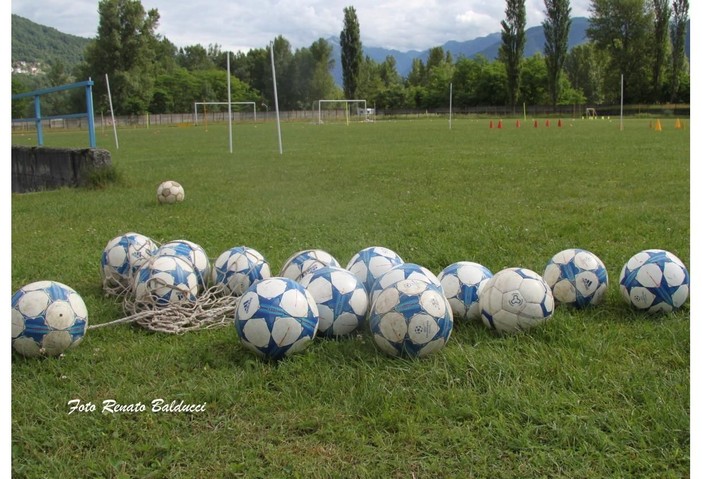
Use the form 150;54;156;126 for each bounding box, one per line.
211;246;271;296
346;246;404;293
479;268;554;334
279;249;340;282
299;266;369;338
543;249;608;308
156;240;210;291
368;279;453;358
438;261;493;321
100;232;158;293
368;262;442;306
619;249;689;313
133;255;199;308
12;281;89;357
234;277;319;359
157;180;185;204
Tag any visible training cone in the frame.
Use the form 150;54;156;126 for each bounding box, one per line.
489;120;493;129
516;119;521;128
497;120;503;129
557;119;562;127
655;119;662;132
533;120;538;128
545;119;550;127
675;118;683;129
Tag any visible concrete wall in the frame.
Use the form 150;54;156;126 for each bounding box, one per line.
12;146;112;193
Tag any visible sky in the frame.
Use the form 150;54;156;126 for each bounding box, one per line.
11;0;592;53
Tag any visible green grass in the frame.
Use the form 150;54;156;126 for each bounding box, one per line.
11;117;690;478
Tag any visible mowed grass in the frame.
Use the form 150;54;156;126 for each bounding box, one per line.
11;117;690;478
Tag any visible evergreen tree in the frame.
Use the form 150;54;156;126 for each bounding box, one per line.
340;6;362;99
669;0;689;102
542;0;571;109
80;0;161;114
499;0;527;112
651;0;671;102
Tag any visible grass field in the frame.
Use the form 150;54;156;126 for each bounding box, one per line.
11;116;690;478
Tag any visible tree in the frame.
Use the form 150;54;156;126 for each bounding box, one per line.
340;6;362;99
499;0;527;112
542;0;571;109
669;0;689;102
651;0;671;102
587;0;653;103
564;43;605;104
80;0;161;114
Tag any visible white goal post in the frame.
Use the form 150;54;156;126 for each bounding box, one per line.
316;99;370;124
194;101;257;125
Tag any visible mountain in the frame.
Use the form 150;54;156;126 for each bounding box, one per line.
328;17;591;84
11;14;92;74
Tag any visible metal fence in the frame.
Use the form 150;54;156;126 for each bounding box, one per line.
11;104;690;133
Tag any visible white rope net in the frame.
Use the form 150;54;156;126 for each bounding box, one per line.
95;254;240;334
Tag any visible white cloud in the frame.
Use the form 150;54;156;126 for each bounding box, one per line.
12;0;594;53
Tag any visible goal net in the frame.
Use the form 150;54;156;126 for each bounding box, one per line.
194;101;257;125
316;99;371;124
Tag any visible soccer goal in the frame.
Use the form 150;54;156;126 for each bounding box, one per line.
193;101;257;125
316;99;370;125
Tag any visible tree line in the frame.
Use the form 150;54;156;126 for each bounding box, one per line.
12;0;689;119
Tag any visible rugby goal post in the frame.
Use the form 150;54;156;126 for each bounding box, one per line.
316;99;370;125
194;101;257;125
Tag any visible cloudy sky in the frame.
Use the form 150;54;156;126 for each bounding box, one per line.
11;0;592;52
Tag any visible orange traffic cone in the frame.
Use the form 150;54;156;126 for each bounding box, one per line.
489;120;494;129
545;119;551;127
533;120;538;128
557;119;562;127
497;119;503;129
516;119;521;128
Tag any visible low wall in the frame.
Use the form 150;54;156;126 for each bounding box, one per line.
12;146;112;193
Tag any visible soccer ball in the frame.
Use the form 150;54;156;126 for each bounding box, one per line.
299;266;369;338
346;246;404;293
100;232;158;293
157;180;185;204
543;249;608;308
211;246;271;296
156;240;210;291
619;249;689;313
279;249;340;282
368;262;442;306
368;279;453;358
12;281;89;357
479;268;554;334
234;277;319;360
133;255;199;308
438;261;493;321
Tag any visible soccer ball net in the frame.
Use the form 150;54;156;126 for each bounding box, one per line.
92;285;239;334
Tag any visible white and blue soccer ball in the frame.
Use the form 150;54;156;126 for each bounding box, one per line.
619;249;689;313
479;268;554;334
234;277;319;360
438;261;494;321
101;232;157;292
133;255;199;308
279;249;340;282
368;262;441;306
157;239;210;291
346;246;404;293
368;279;453;358
299;266;369;338
12;281;89;357
211;246;271;296
543;249;608;308
157;180;185;204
